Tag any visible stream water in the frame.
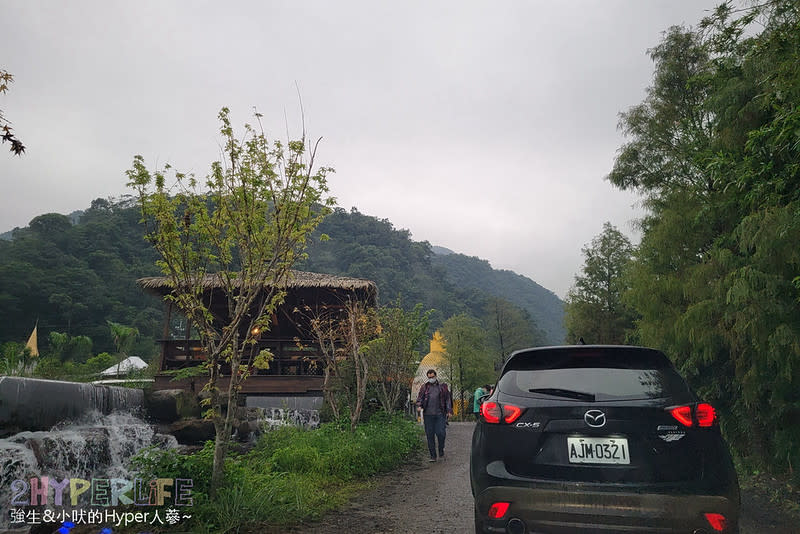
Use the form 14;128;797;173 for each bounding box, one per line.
0;377;322;531
0;411;177;531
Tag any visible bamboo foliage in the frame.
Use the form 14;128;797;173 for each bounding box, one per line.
608;1;800;474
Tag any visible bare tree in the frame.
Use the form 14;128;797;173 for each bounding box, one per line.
303;299;378;431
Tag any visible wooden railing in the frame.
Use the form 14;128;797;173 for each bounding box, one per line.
158;338;324;376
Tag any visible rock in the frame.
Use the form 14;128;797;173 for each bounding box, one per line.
168;419;215;445
236;420;252;442
235;406;259;420
152;433;179;448
21;429;112;475
145;389;200;423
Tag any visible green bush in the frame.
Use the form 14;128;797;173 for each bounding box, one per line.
84;352;115;373
129;440;216;495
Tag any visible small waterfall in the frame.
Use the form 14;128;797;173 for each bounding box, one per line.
254;407;321;430
0;411;177;530
0;376;145;435
240;396;322;438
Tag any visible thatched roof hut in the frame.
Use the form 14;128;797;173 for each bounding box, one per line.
137;270;378;304
140;270;379;391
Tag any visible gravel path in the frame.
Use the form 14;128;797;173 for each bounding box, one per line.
740;488;799;534
288;421;475;533
289;421;798;534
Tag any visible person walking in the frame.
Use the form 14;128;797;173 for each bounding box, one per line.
416;369;453;462
473;384;491;420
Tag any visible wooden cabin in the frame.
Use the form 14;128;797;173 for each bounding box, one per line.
138;270;378;407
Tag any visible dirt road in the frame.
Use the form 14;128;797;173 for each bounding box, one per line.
292;421;798;534
288;421;474;533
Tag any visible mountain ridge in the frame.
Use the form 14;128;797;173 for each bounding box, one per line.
430;252;565;344
0;202;565;351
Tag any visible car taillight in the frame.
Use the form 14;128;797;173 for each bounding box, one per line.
696;403;716;427
487;502;510;519
670;405;693;427
481;401;524;424
481;401;502;423
502;404;523;423
704;512;727;532
669;403;717;427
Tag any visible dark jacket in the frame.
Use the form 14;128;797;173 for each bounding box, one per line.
416;381;453;415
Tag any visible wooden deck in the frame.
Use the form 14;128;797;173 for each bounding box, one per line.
153;374;324;395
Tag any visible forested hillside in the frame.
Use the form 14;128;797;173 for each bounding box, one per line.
0;202;561;359
431;253;565;344
0;198;162;357
300;207;464;324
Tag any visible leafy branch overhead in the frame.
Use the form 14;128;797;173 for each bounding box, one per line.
0;69;25;155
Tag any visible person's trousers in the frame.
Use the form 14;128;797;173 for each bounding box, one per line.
423;414;447;458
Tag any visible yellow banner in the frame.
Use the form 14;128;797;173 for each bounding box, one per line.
25;324;39;357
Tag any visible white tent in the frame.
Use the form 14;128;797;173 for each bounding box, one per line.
100;356;149;376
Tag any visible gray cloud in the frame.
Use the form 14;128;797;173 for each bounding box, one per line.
0;0;721;297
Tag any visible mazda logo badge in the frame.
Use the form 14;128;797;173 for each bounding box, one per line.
584;410;606;428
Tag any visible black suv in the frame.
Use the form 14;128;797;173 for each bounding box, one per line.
470;345;739;534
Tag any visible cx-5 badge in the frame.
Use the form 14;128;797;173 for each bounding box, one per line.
515;421;541;429
584;409;606;428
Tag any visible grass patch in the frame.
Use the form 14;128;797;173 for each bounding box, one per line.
129;411;423;533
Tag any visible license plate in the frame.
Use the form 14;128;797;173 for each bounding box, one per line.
567;437;630;464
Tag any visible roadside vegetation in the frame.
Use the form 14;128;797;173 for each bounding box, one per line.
130;412;422;533
565;0;800;490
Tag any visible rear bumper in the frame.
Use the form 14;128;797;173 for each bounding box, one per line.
475;484;738;534
475;466;739;534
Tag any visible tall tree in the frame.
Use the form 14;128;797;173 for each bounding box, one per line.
607;1;800;472
47;331;93;363
107;320;139;374
565;222;635;344
304;299;379;430
483;297;542;368
0;342;33;375
367;301;433;413
440;314;494;416
127;107;332;494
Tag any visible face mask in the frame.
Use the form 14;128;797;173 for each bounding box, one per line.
427;377;437;383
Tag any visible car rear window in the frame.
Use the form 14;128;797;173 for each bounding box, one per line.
500;368;690;401
499;347;691;401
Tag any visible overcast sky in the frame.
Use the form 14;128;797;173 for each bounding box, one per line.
0;1;723;298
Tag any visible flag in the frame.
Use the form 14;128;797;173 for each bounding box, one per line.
25;323;39;357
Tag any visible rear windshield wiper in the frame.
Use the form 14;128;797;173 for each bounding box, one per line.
528;388;596;402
